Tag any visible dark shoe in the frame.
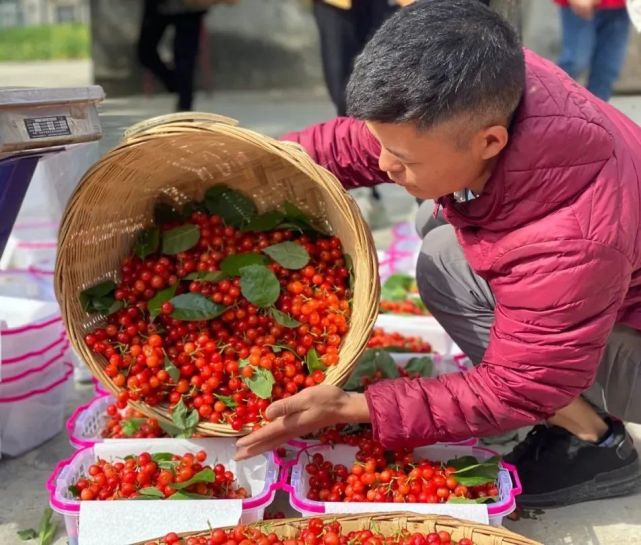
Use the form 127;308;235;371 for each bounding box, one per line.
504;419;641;508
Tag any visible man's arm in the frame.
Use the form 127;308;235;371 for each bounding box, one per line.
281;117;387;189
366;239;632;446
235;238;631;458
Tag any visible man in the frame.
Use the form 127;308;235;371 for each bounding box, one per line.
236;0;641;508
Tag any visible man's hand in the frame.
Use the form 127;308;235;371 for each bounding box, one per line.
568;0;599;19
235;385;370;460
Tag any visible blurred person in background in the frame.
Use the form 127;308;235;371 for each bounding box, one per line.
137;0;237;111
555;0;630;101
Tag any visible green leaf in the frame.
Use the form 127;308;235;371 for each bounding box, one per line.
170;293;227;321
182;200;208;218
154;202;183;224
138;487;165;498
215;394;237;408
68;485;80;498
158;460;180;471
17;529;37;541
270;307;301;328
161;224;200;255
381;273;416;301
453;474;499;487
204;185;257;228
37;507;57;545
446;456;481;470
344;254;355;292
172;398;189;429
159;420;183;437
185;271;227;283
91;297;123;316
241;210;285;232
80;280;120;315
262;241;310;270
164;355;180;382
170;468;215;490
452;457;500;487
185;408;200;430
148;284;177;322
242;366;275;399
151;452;174;463
344;349;399;391
404;356;433;377
239;265;281;307
134;227;160;259
283;201;323;233
220;252;268;276
305;348;327;373
121;418;146;437
447;496;496;504
81;280;116;298
170;399;199;436
169;491;211;500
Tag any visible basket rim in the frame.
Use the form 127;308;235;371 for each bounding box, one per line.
129;511;543;545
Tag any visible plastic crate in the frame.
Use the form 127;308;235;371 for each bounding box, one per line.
47;438;279;545
375;314;455;355
66;394;114;449
288;443;521;526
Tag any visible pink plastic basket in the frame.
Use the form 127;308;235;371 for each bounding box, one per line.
287;443;521;526
66;394;113;449
47;439;280;545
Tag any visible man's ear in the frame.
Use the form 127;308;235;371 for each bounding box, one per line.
478;124;509;161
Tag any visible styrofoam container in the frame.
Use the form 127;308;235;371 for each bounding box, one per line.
0;361;73;456
47;438;280;545
0;295;63;359
2;332;69;382
288;443;521;526
375;314;454;355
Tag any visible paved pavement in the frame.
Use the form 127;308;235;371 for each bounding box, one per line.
1;60;641;544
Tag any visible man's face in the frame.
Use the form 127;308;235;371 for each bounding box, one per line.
366;119;494;200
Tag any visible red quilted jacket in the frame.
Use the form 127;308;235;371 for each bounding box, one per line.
281;49;641;446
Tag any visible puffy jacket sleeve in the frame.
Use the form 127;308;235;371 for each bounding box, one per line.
280;117;387;189
365;240;632;447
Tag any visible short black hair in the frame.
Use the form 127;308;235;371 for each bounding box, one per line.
346;0;525;130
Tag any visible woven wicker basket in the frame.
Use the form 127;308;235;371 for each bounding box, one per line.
132;512;542;545
55;112;379;436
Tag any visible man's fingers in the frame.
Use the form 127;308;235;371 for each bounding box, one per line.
235;410;319;460
236;416;290;449
264;391;308;420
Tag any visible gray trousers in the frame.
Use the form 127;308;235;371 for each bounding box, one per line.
415;201;641;424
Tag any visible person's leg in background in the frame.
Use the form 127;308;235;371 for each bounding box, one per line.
557;6;596;82
172;11;206;111
586;8;631;101
414;200;641;506
137;0;176;93
312;1;360;116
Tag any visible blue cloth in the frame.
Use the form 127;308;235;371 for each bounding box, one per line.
558;6;631;101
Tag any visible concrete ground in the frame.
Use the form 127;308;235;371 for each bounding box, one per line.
1;60;641;544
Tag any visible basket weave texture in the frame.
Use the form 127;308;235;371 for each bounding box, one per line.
55;112;379;436
132;512;542;545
